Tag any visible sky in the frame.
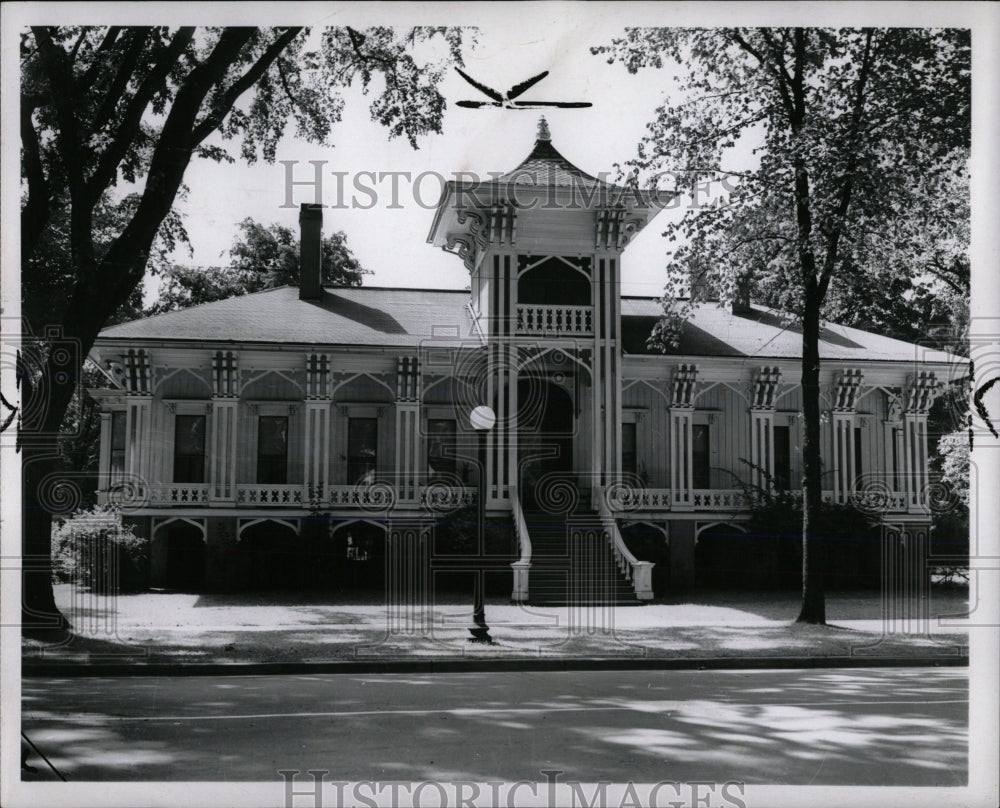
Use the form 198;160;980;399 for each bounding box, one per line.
160;16;686;299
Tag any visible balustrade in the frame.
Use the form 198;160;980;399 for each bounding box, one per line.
516;304;593;336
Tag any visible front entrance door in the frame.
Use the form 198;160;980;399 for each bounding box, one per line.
518;377;574;508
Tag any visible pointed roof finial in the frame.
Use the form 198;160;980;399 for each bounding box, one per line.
537;116;551;142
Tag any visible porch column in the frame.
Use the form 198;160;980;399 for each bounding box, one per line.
593;254;622;487
304;352;332;503
668;364;698;511
395;356;422;502
902;371;937;514
304;401;331;502
750;409;775;491
125;396;152;489
831;412;857;504
97;411;112;505
903;413;929;512
669;407;694;510
830;369;863;504
210;398;238;503
210;350;239;503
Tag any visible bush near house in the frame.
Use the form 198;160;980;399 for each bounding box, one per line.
733;466;883;590
51;506;148;593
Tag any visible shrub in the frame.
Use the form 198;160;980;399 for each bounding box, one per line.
51;505;148;593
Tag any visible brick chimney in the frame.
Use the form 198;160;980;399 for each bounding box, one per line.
731;273;752;315
299;203;323;300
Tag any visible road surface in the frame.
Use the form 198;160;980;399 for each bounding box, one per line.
21;666;966;785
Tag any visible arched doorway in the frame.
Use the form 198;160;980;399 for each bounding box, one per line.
236;520;301;590
694;523;748;589
518;377;574;508
330;521;388;593
152;521;206;591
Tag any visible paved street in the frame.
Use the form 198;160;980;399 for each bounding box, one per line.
21;667;966;785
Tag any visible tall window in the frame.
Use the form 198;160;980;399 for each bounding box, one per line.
110;411;126;482
773;425;791;491
257;416;288;484
427;419;457;479
692;423;711;489
174;415;206;483
622;422;637;477
348;418;378;484
891;426;901;492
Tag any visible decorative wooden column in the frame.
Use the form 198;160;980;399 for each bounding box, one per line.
394;356;421;502
121;349;153;492
902;371;937;513
304;353;332;503
592;248;623;488
669;364;698;510
830;369;863;504
749;366;781;490
210;350;239;504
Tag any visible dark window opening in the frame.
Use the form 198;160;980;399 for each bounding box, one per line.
257;416;288;484
174;415;206;484
428;419;458;479
517;257;590;305
773;425;791;491
622;422;637;477
348;418;378;484
692;423;711;489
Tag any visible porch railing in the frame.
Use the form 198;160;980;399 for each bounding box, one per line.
236;484;305;506
516;304;593;336
596;487;654;600
509;485;532;602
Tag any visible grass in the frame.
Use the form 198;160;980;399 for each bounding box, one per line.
21;583;969;666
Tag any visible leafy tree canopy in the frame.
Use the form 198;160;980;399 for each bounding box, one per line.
148;218;370;314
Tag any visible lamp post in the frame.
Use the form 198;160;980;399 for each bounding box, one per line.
468;405;496;644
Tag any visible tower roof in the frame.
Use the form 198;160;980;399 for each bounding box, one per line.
495;122;613;190
428;120;673;251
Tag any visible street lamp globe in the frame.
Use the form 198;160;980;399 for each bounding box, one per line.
470;405;496;431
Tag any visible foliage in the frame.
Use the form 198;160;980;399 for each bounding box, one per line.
147;218;370;314
51;505;148;593
594;27;970;621
20;24;470;625
433;506;516;556
935;428;970;509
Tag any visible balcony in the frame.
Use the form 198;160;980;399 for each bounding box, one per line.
516;304;592;336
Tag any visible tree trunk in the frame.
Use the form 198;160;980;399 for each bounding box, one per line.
21;439;69;634
797;284;826;624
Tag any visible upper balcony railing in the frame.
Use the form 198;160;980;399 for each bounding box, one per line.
516;304;592;337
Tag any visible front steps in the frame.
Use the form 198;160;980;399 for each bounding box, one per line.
523;509;642;606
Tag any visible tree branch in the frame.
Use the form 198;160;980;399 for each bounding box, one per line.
20;96;50;264
77;26;122;89
84;27;194;205
89;27;152;135
191;27;302;145
817;29;875;300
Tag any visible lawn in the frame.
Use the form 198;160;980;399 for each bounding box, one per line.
21;584;969;666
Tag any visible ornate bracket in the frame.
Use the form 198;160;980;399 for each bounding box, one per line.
832;368;864;412
752;366;781;409
671;363;698;407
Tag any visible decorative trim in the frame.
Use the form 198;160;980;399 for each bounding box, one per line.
670;363;698;407
905;371;939;414
832;368;864;412
751;366;781;409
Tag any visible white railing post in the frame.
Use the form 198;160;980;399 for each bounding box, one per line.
509;485;532;602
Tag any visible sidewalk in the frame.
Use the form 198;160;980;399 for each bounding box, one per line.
21;584;969;669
